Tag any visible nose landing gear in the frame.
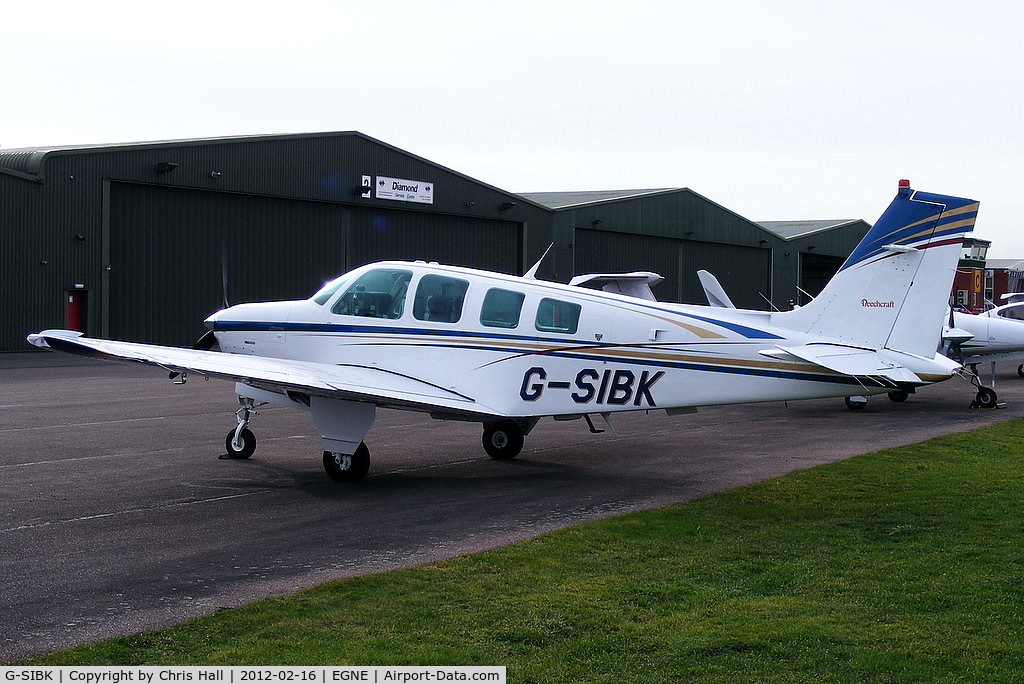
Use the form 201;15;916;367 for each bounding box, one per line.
224;396;260;459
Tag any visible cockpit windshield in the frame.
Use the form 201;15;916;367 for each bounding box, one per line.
310;274;353;305
331;269;413;319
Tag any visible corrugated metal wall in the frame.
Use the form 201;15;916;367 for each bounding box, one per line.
1;133;870;351
345;205;520;273
547;189;775;307
1;133;540;350
575;229;770;307
106;182;521;345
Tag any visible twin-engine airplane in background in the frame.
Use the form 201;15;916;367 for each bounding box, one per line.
29;181;979;483
940;297;1024;406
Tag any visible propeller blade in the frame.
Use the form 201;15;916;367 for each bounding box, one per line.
192;329;218;351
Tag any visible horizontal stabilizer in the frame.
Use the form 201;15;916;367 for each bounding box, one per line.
569;272;663;301
761;343;921;384
942;326;975;345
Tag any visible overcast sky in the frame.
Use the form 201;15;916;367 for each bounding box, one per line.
4;0;1022;256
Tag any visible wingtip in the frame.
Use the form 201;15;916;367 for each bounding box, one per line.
27;329;84;349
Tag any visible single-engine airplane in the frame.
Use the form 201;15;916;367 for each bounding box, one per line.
29;180;978;482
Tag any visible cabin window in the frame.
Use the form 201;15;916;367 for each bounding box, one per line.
535;298;581;334
480;288;525;329
998;305;1024;321
413;274;469;323
331;269;412;318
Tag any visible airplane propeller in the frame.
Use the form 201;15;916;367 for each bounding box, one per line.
192;329;218;351
169;242;228;380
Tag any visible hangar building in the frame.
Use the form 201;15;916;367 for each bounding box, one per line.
0;132;868;351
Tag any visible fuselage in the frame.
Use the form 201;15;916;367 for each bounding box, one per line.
954;305;1024;364
206;261;956;418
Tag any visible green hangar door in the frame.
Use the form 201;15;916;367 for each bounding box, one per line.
105;183;521;346
575;229;771;309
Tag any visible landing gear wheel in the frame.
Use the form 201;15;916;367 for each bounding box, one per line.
887;390;909;402
974;387;998;409
1018;363;1024;378
482;421;524;460
844;396;868;410
225;427;257;459
323;442;371;482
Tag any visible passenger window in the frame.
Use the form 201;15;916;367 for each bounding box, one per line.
413;274;469;323
331;269;412;318
999;305;1024;321
480;288;525;328
535;298;581;334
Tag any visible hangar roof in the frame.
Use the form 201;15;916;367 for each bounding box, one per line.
758;219;865;240
519;188;680;209
0;132;368;177
0;132;549;210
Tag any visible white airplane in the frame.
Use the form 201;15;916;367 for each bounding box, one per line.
28;180;979;482
940;300;1024;406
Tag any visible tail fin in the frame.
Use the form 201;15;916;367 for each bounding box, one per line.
697;269;737;308
772;180;979;359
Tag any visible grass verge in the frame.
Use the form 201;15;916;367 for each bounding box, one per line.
22;419;1024;682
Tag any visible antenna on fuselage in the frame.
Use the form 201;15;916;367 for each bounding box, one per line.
523;243;553;279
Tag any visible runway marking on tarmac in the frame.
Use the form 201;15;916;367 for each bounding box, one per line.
0;416;167;433
1;490;266;534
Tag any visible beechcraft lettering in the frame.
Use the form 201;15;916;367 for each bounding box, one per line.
29;181;981;483
519;367;665;406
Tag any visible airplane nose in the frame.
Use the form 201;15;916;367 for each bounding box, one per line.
204;309;224;327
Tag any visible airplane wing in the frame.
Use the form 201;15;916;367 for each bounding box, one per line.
27;329;493;417
760;343;925;385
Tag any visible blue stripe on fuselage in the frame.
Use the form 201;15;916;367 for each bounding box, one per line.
211;306;783;343
211;321;907;389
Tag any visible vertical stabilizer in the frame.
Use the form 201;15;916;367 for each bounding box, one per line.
772;181;979;359
698;269;737;308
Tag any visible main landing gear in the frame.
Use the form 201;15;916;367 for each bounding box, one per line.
481;420;526;460
323;443;371;482
224;394;375;482
221;396;536;482
965;363;999;409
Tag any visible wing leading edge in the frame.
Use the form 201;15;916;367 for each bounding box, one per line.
27;329;491;418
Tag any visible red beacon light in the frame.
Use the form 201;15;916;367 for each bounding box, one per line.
898;179;911;189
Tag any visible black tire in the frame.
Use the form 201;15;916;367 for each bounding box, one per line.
323;442;371;482
225;427;257;459
482;421;524;460
844;396;867;410
975;387;998;409
887;390;909;403
1017;363;1024;378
